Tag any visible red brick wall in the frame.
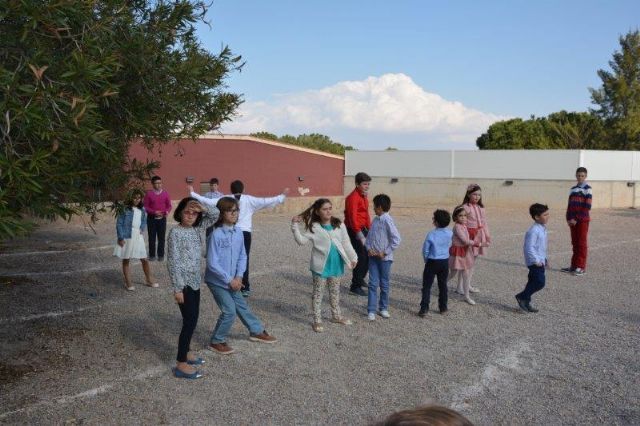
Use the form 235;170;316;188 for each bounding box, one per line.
128;137;345;199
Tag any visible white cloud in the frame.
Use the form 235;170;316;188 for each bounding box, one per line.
222;73;506;149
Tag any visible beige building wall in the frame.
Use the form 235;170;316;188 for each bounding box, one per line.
342;176;638;210
345;149;640;209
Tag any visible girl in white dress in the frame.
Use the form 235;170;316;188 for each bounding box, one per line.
114;189;158;290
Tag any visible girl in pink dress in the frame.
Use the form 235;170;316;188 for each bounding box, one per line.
449;206;481;305
461;184;491;293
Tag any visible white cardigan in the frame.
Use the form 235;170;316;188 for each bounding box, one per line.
291;222;358;275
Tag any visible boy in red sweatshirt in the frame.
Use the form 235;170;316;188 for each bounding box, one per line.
344;172;372;296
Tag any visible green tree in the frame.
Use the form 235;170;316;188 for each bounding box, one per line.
0;0;243;238
547;111;604;149
590;30;640;150
477;112;605;150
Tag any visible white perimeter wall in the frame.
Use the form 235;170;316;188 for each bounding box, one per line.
345;150;640;181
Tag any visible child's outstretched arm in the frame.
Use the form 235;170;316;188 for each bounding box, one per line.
246;188;289;211
189;187;221;208
291;217;312;245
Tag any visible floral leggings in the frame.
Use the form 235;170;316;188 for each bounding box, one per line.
312;275;342;324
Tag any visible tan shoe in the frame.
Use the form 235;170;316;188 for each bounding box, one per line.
330;317;353;325
312;323;324;333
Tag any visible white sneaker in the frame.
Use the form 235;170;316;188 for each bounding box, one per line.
464;297;476;305
379;310;390;319
469;286;480;293
367;313;376;321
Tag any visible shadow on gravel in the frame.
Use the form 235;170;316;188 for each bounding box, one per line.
606;208;640;218
118;311;174;361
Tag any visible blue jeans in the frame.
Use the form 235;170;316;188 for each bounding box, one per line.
207;283;264;343
368;257;392;313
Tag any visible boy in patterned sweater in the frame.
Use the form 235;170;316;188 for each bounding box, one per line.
561;167;591;276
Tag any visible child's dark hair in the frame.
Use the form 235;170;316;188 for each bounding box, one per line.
151;175;162;183
462;184;484;207
452;205;466;222
374;404;473;426
529;203;549;219
214;197;239;228
125;189;145;209
373;194;391;212
298;198;341;232
174;197;204;227
433;209;451;228
576;167;588;174
355;172;372;185
230;180;244;196
209;177;219;185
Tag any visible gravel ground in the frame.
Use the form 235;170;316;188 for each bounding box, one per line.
0;206;638;425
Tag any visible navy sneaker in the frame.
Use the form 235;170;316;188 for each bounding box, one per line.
515;296;529;312
349;286;367;296
560;267;575;273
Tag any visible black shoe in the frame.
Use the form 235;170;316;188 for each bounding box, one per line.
526;303;539;313
148;256;156;261
418;309;427;317
439;309;448;315
560;267;575;273
157;256;164;262
515;296;529;312
349;286;367;296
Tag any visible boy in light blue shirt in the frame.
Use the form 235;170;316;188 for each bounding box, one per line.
419;209;453;316
365;194;401;320
515;203;550;313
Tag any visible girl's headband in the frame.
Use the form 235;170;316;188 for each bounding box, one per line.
467;183;480;192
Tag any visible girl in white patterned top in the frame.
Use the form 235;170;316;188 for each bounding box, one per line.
166;194;218;379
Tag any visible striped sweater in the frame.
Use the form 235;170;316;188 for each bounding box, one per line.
566;182;592;222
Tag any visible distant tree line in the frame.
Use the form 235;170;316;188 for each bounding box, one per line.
478;30;640;150
250;132;354;155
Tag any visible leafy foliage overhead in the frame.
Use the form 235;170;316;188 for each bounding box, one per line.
0;0;243;238
478;30;640;151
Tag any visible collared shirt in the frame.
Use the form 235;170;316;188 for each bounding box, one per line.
422;227;453;261
344;188;371;233
204;190;224;199
204;224;247;289
523;222;547;267
566;182;592;222
365;212;401;261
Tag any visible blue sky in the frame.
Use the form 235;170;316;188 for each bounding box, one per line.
197;1;640;149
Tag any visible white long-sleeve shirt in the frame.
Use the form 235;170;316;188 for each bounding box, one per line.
190;191;285;232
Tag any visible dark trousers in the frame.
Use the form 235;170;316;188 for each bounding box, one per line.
570;221;589;270
147;216;167;258
420;259;449;312
516;265;546;302
242;231;252;291
176;287;200;362
347;228;368;289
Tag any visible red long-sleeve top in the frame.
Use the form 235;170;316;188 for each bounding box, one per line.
344;188;371;233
